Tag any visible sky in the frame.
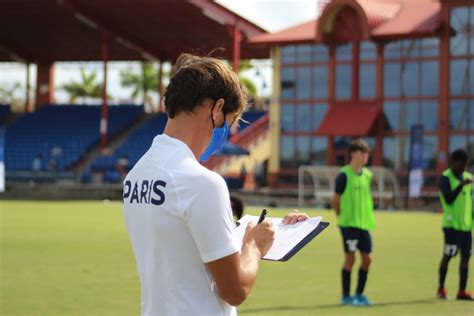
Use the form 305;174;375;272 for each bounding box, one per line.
217;0;319;33
0;1;319;105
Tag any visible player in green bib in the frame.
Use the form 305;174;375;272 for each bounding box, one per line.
437;149;473;300
332;139;375;306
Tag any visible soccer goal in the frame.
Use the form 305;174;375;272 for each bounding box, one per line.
298;166;401;209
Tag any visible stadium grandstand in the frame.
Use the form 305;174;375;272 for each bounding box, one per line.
0;0;271;200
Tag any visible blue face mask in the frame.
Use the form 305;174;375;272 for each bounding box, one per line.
200;111;229;162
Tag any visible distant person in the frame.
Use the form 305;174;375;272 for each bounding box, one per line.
332;138;375;306
32;154;43;172
122;53;308;315
48;145;62;173
239;163;247;187
261;159;269;187
230;195;244;221
437;149;473;300
253;161;263;190
51;145;63;158
48;157;57;172
116;155;129;179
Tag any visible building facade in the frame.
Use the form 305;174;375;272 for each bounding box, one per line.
252;0;474;188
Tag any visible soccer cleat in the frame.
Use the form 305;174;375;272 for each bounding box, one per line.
456;291;473;300
437;288;448;300
341;295;355;305
353;294;373;306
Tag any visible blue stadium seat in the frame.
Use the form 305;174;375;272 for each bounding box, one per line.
88;110;267;174
4;104;143;171
90;113;168;173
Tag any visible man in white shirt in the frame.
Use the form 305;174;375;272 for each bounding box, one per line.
123;53;308;315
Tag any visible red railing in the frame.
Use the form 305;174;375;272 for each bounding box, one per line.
204;113;269;171
230;114;269;147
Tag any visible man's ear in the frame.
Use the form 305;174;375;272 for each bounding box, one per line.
213;98;225;115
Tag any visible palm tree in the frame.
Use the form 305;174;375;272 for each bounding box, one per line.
62;68;103;103
0;82;21;104
237;60;259;100
239;76;258;99
120;62;160;105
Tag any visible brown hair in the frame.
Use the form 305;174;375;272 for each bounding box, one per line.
164;53;247;119
348;138;370;154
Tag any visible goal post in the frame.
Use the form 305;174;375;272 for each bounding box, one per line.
298;166;401;209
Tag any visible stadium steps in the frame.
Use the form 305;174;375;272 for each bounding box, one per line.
205;113;269;177
216;129;270;175
74;112;154;175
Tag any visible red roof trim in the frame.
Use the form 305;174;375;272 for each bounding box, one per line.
250;0;442;45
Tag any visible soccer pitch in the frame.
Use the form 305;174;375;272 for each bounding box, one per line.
1;201;472;316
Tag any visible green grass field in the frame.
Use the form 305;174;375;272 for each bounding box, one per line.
1;201;472;315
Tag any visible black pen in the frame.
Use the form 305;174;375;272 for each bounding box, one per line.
257;209;267;224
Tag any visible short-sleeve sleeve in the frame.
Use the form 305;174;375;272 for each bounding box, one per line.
185;174;239;263
335;172;347;195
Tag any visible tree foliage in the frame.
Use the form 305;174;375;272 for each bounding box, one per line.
62;68;103;103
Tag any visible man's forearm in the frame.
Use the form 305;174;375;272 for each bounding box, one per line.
208;244;261;307
238;241;261;297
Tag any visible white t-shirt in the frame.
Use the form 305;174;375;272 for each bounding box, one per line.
123;134;239;316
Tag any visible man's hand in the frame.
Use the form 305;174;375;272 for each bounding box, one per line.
282;209;309;225
242;221;275;258
461;178;472;186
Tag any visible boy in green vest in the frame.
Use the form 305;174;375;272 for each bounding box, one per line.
332;138;375;306
437;149;473;300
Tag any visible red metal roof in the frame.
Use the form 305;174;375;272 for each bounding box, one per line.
249;20;318;46
358;0;401;29
0;0;268;63
317;105;381;136
250;0;441;45
372;0;442;39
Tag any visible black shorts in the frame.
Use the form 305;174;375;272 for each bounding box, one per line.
443;228;472;257
340;227;372;253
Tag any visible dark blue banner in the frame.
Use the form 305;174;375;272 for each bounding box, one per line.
409;125;424;170
408;124;424;198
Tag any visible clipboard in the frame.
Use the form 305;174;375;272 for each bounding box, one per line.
235;215;330;262
276;220;329;261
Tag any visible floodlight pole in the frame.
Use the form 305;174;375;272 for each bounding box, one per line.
100;30;109;150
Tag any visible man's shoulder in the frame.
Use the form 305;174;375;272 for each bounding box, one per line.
362;167;373;178
340;165;350;173
177;162;227;190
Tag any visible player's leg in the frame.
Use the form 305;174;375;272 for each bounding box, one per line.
340;227;357;304
353;230;373;306
438;228;457;299
456;231;472;300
